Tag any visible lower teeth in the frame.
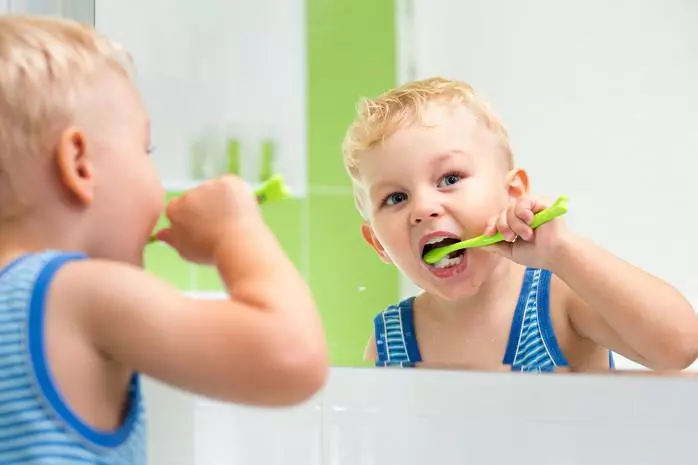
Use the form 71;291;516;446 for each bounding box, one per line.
433;254;463;269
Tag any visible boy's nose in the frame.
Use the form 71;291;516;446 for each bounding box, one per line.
410;202;444;225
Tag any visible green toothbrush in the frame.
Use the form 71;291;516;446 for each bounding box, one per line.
254;174;289;204
423;195;569;265
148;174;290;244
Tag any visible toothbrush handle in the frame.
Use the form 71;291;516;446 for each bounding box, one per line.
529;197;568;229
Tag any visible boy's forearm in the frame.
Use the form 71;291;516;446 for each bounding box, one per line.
549;234;698;368
213;222;326;370
214;221;315;316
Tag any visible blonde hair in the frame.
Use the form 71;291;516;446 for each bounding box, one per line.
342;77;513;181
0;15;133;218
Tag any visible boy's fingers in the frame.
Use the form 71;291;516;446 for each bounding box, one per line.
514;200;534;224
484;216;498;236
510;203;533;240
530;197;550;214
496;209;516;242
507;214;533;241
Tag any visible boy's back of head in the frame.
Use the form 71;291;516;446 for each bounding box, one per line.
0;15;133;220
0;15;163;266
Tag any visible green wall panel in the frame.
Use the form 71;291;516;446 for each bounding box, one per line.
307;0;399;365
307;0;398;188
308;194;398;365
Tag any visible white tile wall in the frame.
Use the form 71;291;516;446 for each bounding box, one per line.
95;0;308;196
145;367;698;465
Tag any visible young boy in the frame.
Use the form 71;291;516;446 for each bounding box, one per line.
343;77;698;372
0;15;327;464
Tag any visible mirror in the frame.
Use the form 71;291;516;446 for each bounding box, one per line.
25;0;696;376
366;0;698;375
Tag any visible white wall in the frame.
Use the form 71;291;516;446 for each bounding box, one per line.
396;0;698;370
96;0;307;194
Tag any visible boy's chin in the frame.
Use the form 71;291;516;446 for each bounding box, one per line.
422;284;479;302
409;274;477;302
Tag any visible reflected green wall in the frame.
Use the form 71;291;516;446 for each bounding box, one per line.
307;0;399;365
145;0;398;366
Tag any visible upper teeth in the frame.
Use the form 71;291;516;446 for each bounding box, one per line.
425;236;453;245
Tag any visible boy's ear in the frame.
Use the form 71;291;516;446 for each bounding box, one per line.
55;126;95;206
360;223;392;264
505;167;530;199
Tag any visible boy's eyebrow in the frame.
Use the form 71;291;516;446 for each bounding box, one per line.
433;149;468;161
367;149;470;196
368;181;396;199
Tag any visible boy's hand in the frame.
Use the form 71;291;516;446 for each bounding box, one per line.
155;175;263;264
482;196;568;269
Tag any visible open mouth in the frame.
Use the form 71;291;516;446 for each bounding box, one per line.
421;236;466;269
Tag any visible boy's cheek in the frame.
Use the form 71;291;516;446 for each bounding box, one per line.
451;210;495;236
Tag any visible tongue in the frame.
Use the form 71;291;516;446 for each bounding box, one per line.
446;249;464;259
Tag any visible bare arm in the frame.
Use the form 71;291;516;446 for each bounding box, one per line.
53;225;328;406
363;334;377;362
552;234;698;370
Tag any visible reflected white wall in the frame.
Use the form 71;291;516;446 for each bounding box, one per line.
395;0;698;370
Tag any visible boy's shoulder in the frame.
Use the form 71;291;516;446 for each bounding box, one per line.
8;249;87;264
372;300;413;352
0;249;87;283
372;296;417;326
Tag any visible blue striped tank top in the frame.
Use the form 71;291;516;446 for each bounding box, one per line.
374;267;615;371
0;251;146;464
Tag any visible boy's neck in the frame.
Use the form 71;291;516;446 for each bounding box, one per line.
418;259;526;324
0;217;85;265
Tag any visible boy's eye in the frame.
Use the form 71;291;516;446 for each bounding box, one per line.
384;192;408;206
439;173;462;187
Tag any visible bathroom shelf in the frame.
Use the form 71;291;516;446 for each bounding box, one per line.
163;179;301;197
